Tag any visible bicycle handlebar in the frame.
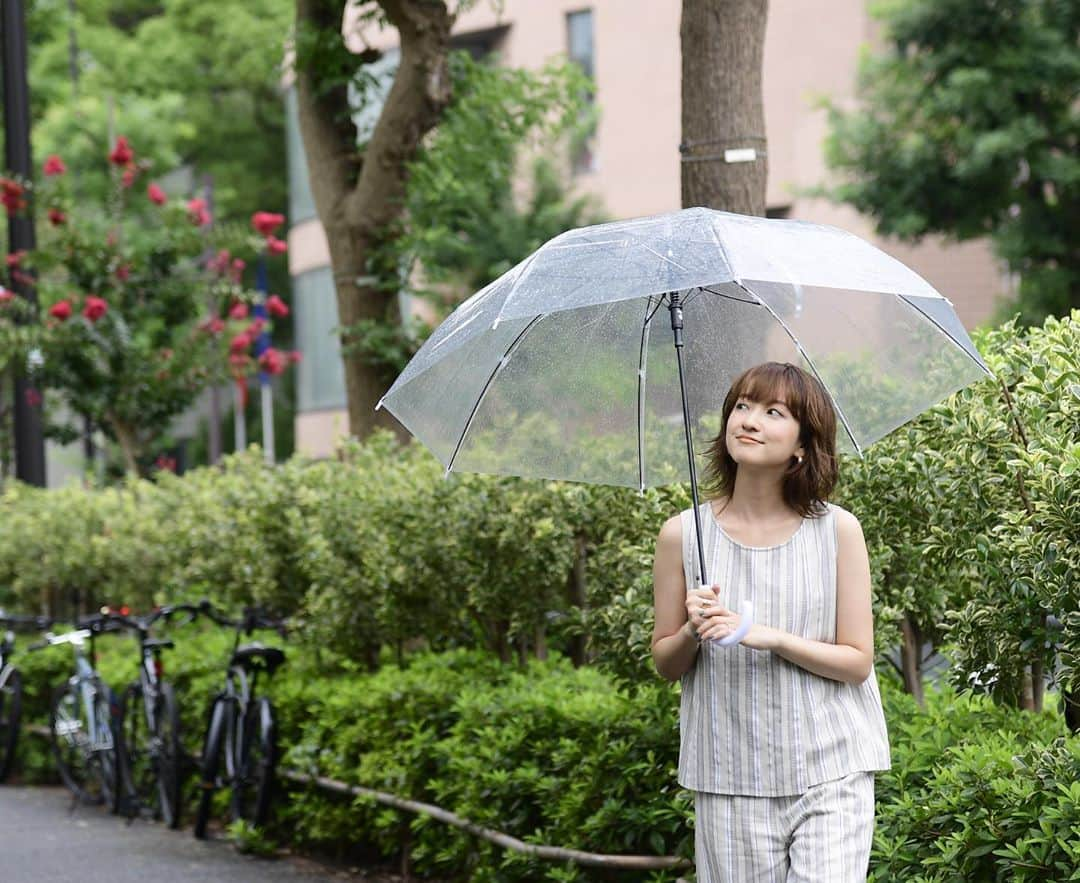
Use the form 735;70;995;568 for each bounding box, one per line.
27;628;93;651
197;599;288;637
0;612;52;632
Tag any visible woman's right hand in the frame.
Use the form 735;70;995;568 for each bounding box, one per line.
685;585;719;637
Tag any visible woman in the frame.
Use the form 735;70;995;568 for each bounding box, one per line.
651;361;891;882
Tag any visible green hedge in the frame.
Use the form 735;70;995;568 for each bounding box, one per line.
8;631;1079;881
3;311;1077;705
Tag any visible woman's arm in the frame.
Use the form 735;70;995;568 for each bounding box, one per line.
696;507;875;685
651;515;704;681
771;508;875;683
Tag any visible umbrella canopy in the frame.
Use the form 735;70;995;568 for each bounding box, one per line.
378;207;991;491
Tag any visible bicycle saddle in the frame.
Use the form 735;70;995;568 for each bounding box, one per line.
143;638;174;651
231;643;286;673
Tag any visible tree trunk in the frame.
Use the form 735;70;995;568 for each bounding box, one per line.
566;533;588;667
899;613;924;707
1031;657;1044;713
294;0;454;441
534;622;547;661
680;0;769;214
1021;666;1035;712
109;413;141;475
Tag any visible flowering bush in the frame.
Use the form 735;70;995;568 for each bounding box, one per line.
0;137;297;475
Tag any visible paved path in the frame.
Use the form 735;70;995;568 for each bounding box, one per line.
0;785;367;882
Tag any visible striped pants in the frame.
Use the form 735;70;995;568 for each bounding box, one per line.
692;772;875;882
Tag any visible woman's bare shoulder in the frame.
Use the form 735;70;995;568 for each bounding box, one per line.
826;502;864;539
657;512;683;545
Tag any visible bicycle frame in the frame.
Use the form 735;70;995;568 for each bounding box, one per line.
0;633;16;696
51;630;113;754
220;634;255;782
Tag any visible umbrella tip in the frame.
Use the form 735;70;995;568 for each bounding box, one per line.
374;399;383;411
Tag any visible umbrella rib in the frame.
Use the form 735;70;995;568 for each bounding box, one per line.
644;292;668;325
445;314;546;475
897;294;993;377
699;285;762;306
737;282;864;458
637;295;657;493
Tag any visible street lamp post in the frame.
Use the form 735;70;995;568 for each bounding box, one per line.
2;0;46;485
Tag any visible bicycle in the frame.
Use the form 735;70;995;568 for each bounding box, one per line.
193;601;287;839
0;611;52;782
109;603;201;827
30;612;124;808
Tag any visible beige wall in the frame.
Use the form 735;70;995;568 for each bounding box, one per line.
297;1;1011;458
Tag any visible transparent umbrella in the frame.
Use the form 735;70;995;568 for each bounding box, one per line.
378;207;992;638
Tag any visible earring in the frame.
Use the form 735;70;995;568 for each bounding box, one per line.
796;455;804;464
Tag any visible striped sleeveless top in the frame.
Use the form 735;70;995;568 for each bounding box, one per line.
677;501;891;797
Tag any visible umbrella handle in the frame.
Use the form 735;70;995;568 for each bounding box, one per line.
714;599;755;647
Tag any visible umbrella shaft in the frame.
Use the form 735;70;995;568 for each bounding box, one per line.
669;293;709;587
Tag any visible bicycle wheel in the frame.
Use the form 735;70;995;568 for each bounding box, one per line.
156;683;182;829
0;667;23;782
230;696;277;827
51;679;117;805
193;696;228;840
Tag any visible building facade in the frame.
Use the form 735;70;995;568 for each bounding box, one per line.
285;0;1013;457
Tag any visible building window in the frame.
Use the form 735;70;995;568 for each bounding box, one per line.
566;9;595;174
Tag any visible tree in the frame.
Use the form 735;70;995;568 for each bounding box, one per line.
680;0;769;214
294;0;455;440
293;3;595;440
9;142;297;475
822;0;1079;326
26;0;293;224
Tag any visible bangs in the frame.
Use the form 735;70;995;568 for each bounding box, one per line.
732;363;803;417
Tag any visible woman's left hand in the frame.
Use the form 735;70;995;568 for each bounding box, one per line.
699;603;780;651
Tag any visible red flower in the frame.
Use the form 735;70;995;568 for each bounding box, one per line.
121;166;138;189
147;182;167;206
24;388;42;408
229;258;246;283
115;264;131;282
83;296;108;322
258;347;287;376
154;455;177;474
6;250;26;269
208;317;225;334
1;178;27;216
266;294;289;318
109;136;134;166
229;333;251;354
43;155;67;176
251;211;285;237
186;198;211;227
0;288;14;304
246;318;266;337
48;208;66;226
48;300;72;320
228;302;248;320
288;350;302;364
266;236;287;255
207;248;230;275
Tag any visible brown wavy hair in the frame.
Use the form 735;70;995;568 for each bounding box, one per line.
699;362;839;519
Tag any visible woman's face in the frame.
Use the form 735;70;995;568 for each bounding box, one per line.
725;395;804;468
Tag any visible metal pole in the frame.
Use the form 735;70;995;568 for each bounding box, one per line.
3;0;46;486
203;173;222;464
254;254;274;464
668;291;707;586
